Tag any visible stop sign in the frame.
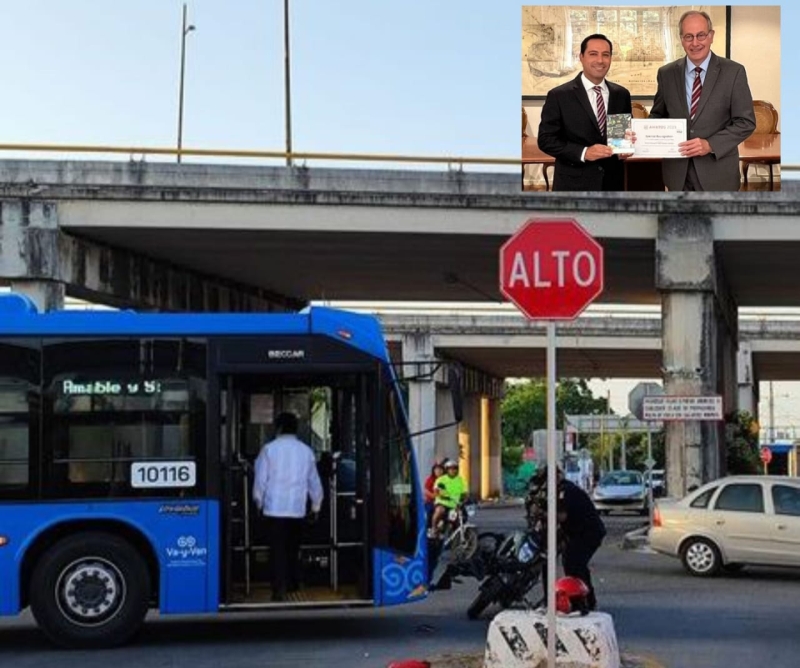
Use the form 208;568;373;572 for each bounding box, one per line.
499;218;604;319
760;447;772;464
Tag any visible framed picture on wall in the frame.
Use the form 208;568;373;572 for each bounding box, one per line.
522;5;730;99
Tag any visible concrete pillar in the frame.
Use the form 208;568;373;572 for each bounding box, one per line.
481;396;490;500
657;215;738;496
489;396;503;497
737;342;759;419
0;199;66;311
9;280;64;311
434;384;458;463
401;333;437;480
458;422;471;495
461;394;481;494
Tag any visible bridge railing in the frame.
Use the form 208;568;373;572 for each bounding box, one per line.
323;301;800;321
0;142;518;171
0;143;796;178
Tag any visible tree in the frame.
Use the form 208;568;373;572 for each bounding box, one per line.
501;378;609;458
725;410;760;474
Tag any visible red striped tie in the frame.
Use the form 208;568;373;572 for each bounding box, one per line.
690;66;703;119
593;85;606;135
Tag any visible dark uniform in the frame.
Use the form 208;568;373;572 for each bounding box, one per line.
557;479;606;610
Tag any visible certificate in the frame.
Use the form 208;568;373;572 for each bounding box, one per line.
630;119;687;159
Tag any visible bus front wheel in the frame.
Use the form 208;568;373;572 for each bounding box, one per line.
29;531;151;649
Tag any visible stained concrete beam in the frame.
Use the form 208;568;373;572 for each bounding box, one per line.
0;198;300;312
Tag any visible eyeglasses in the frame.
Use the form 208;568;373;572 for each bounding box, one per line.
681;31;712;43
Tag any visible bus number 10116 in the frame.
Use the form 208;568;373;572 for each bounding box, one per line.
131;462;196;488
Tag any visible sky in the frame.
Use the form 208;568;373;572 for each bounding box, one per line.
1;1;797;434
0;0;796;170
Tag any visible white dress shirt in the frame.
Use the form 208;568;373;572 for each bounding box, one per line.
252;434;324;518
580;74;609;163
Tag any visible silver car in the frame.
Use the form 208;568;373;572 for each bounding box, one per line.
592;470;647;515
650;475;800;576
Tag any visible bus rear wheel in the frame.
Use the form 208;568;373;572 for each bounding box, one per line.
30;532;150;649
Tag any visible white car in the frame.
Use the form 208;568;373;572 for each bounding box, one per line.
593;470;647;515
644;469;666;497
650;475;800;576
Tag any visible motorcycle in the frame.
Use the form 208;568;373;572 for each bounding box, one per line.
428;501;479;589
465;526;546;620
465;474;559;620
436;501;479;561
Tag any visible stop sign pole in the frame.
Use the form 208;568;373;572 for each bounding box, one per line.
499;218;604;667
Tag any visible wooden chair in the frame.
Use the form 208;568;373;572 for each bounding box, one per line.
753;100;779;134
742;100;779;190
631;102;649;119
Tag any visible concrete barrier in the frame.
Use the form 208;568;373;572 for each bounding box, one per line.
413;651;661;668
484;609;620;668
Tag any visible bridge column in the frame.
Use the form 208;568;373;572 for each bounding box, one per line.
0;200;65;311
401;333;437;479
461;394;481;494
489;396;503;497
737;341;759;420
657;215;738;495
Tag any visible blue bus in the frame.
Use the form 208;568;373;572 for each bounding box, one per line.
0;293;429;648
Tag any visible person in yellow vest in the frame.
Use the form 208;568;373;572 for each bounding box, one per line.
428;459;468;538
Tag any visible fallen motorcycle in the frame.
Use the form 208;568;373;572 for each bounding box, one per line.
464;472;559;619
465;527;546;619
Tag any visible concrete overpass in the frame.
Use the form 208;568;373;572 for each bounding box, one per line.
1;160;799;310
381;309;800;491
379;310;800;382
3;159;800;496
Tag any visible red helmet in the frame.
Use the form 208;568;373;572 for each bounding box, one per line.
554;576;590;615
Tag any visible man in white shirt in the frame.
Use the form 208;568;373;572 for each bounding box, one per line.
252;411;324;601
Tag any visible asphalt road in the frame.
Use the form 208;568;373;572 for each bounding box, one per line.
1;506;799;667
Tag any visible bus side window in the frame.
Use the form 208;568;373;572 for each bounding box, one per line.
0;340;40;499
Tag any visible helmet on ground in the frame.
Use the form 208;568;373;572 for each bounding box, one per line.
554;576;590;615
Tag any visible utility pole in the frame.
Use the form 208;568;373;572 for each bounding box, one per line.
769;380;775;442
606;390;612;471
176;3;195;163
284;0;293;166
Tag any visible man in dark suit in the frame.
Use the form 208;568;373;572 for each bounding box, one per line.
648;10;755;191
538;34;633;191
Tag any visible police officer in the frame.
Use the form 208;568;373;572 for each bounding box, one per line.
528;465;606;610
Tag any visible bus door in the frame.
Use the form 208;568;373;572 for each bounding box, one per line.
217;370;374;607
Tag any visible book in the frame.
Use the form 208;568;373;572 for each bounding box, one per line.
606;113;634;154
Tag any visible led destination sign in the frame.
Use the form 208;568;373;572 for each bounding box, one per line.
60;379;164;396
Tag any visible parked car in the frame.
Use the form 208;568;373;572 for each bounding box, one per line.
650;475;800;577
644;469;666;498
592;470;647;515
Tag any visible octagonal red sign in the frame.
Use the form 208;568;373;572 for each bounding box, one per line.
499;218;604;320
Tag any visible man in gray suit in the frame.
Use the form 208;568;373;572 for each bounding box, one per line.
649;10;755;191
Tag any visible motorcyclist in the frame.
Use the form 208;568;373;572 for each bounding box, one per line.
527;465;606;610
424;460;446;524
428;459;468;538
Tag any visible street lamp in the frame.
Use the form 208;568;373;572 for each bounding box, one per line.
284;0;293;166
176;3;195;163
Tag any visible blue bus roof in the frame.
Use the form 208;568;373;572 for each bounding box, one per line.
0;293;389;361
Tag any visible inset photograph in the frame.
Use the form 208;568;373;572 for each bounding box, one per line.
521;6;780;192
